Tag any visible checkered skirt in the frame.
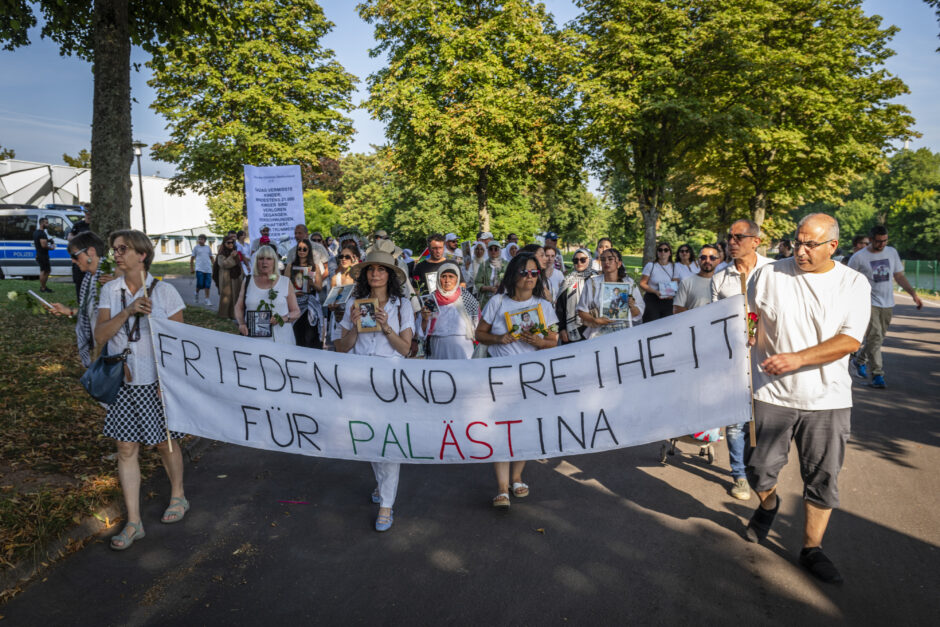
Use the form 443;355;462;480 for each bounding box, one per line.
103;383;184;445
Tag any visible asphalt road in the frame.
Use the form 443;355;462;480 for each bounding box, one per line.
3;294;938;626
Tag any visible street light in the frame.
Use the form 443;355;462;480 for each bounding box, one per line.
132;140;148;234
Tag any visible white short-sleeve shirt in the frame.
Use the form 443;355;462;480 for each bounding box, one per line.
191;244;213;273
847;245;904;308
340;295;415;358
674;274;713;310
100;274;186;385
481;294;558;358
576;275;644;338
711;254;774;302
748;258;872;410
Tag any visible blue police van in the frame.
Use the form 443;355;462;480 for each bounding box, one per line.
0;204;85;278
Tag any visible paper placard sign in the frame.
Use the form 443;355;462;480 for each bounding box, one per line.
244;165;304;244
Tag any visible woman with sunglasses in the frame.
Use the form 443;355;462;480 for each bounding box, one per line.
475;253;559;509
283;238;325;348
334;240;415;532
235;245;301;344
554;247;597;344
578;247;643;337
474;241;504;308
638;242;678;322
94;230;187;550
327;244;360;347
675;244;700;280
213;236;243;320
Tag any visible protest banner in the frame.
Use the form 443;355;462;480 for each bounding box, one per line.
153;296;751;464
243;164;304;243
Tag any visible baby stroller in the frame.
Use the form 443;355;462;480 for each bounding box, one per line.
660;428;722;465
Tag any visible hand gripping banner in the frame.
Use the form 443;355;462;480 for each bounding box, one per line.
152;296;751;463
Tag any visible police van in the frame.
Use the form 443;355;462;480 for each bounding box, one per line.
0;204;84;278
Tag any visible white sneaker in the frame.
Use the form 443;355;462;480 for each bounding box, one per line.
204;297;212;306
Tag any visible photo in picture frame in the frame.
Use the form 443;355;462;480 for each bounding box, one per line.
421;293;439;314
246;310;273;338
503;303;545;337
324;284;355;306
291;268;309;292
354;298;380;333
600;282;633;321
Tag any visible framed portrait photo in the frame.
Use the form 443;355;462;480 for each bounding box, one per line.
291;268;309;292
600;282;633;321
421;293;439;314
354;298;380;333
504;304;545;337
246;310;273;338
325;284;355;306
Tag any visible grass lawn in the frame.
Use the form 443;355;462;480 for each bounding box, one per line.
150;259;193;277
0;276;232;590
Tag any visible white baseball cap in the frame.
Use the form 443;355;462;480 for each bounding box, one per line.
445;233;458;242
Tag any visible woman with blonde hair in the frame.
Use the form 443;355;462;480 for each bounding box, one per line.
235;245;301;344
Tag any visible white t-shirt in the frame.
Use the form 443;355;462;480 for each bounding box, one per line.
642;262;681;295
544;270;564;302
340;295;415;358
481;294;558;358
674;274;713;310
847;246;904;308
748;258;871;410
191;244;213;273
101;275;186;385
236;241;252;275
711;254;774;302
576;275;644;338
674;262;699;280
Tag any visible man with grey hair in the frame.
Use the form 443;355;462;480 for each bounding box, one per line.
744;213;870;585
711;218;774;501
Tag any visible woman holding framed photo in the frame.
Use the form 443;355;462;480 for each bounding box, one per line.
474;241;504;309
283;238;325;348
334;240;415;532
93;230;187;550
638;241;678;322
235;245;300;344
417;262;480;359
326;244;360;347
577;247;644;338
475;253;558;510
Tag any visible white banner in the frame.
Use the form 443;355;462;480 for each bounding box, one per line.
152;297;752;463
243;164;305;243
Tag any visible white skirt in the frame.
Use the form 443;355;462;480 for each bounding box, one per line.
428;335;474;360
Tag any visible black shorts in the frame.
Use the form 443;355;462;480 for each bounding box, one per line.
745;400;851;509
36;256;51;273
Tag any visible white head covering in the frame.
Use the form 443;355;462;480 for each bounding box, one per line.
502;242;519;262
436;262;462;297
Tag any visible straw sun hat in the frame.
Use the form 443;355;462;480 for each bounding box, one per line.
350;239;407;283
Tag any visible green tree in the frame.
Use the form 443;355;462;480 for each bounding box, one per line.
62;149;92;168
1;1;227;238
207;189;246;234
148;0;355;196
578;0;742;262
0;144;14;160
692;0;914;229
303;189;342;237
359;0;582;233
889;190;940;258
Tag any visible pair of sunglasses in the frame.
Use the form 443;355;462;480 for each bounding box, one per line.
518;269;540;278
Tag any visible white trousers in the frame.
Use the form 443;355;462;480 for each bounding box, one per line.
371;461;400;508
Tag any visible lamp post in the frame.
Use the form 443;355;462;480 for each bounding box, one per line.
132;141;148;234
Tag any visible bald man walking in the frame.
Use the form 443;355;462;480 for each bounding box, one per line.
744;213;871;585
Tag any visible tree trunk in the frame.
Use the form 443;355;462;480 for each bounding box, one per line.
749;189;767;231
91;0;132;239
638;190;659;265
475;167;490;233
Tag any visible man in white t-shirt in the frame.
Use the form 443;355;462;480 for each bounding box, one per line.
847;225;923;388
711;219;774;501
674;244;719;313
744;213;870;585
189;234;214;306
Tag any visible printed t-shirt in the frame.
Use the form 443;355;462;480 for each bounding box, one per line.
748;258;871;410
481;294;558;358
847;246;904;308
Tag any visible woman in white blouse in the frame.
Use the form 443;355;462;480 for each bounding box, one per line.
94;230;186;550
475;252;559;510
235;245;301;344
674;244;700;280
417;263;479;359
334;240;415;532
577;247;644;337
638;241;678;322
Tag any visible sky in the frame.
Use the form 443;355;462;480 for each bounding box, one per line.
0;0;937;178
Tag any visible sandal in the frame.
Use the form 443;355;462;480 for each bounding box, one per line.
511;482;529;498
745;495;780;543
161;496;190;524
492;493;510;509
110;521;145;551
375;509;394;532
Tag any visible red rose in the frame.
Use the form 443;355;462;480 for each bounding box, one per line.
748;312;758;322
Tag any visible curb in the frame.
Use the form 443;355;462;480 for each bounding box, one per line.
0;437;210;601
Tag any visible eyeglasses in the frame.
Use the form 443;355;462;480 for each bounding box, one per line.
793;239;834;251
678;249;691;254
225;240;235;245
573;256;589;263
657;247;670;253
297;247;309;253
699;254;719;261
727;233;757;242
112;244;130;257
311;238;323;243
70;247;88;260
338;254;354;261
518;269;540;278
